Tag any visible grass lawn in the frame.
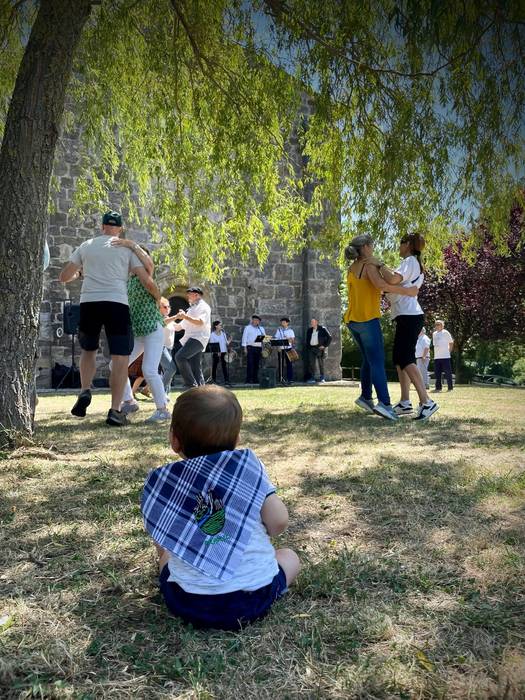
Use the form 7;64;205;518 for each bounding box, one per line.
1;384;524;699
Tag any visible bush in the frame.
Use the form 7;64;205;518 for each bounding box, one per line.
512;357;525;385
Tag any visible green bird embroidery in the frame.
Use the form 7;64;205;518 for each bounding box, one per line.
193;490;225;535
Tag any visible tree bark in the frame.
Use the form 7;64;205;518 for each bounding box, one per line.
0;0;94;434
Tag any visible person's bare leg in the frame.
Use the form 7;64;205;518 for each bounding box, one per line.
396;365;411;402
109;355;130;410
275;548;301;586
79;350;97;391
403;363;430;404
156;544;170;572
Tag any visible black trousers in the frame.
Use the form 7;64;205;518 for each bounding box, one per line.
434;357;453;390
212;352;229;383
246;346;262;383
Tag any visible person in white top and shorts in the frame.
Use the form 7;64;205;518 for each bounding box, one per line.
384;233;439;421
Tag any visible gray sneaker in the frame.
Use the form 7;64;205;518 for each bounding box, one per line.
145;408;171;423
121;401;139;415
373;402;399;421
106;409;129;426
355;397;375;414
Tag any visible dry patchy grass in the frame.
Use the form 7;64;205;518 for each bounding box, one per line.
1;384;524;699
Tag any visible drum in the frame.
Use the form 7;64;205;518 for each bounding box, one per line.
286;348;300;363
224;349;237;364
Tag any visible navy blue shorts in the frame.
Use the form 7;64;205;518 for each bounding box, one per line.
159;564;288;630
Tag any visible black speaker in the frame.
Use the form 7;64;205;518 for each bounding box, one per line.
63;303;80;335
259;367;277;389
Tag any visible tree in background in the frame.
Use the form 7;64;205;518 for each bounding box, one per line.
1;0;525;431
418;208;525;381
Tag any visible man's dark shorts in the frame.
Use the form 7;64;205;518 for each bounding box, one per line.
78;301;133;356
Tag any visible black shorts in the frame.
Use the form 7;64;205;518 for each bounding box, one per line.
392;314;424;369
78;301;133;356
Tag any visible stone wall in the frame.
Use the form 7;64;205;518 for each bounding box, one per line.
39;126;342;387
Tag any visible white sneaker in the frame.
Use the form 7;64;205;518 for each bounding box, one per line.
145;408;171;423
413;401;439;422
373;402;399;421
121;401;139;415
355;397;375;414
393;401;413;415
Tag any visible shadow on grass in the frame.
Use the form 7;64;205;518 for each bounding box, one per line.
241;406;525;450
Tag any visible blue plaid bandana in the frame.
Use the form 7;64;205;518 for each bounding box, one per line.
141;448;275;581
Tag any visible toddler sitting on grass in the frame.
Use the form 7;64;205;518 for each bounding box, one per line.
141;385;300;630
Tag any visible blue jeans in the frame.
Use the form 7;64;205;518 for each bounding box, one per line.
160;347;178;392
347;319;390;405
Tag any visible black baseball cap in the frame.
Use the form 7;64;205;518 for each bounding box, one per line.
102;211;122;226
186;286;203;295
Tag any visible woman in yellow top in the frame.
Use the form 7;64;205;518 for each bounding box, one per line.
344;234;417;421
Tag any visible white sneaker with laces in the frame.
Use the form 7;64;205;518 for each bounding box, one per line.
393;401;413;415
145;408;171;423
413;401;439;422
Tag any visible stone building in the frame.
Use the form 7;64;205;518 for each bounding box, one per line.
39;127;342;387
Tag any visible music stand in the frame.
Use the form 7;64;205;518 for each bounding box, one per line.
55;300;79;391
271;339;290;385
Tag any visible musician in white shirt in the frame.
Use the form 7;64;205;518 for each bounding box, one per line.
209;321;232;386
274;317;296;384
241;315;266;384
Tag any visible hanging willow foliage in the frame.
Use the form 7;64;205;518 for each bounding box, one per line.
1;0;524;278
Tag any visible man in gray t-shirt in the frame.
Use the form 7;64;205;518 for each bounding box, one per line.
59;211;158;426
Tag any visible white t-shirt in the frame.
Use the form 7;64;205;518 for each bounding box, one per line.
242;324;266;347
274;326;295;349
387;256;424;319
70;236;143;305
209;330;228;352
163;320;176;349
310;329;319;346
433;329;453;359
179;298;211;349
167;518;278;594
415;334;431;358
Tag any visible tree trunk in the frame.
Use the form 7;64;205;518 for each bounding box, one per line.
0;0;94;435
453;345;465;383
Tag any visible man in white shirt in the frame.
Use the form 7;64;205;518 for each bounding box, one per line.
241;315;266;384
173;287;211;389
415;327;431;389
274;317;296;384
59;210;153;426
432;319;454;391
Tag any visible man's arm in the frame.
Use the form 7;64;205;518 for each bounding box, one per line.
133;266;161;302
59;261;81;283
261;493;289;537
174;311;204;326
365;265;418;296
